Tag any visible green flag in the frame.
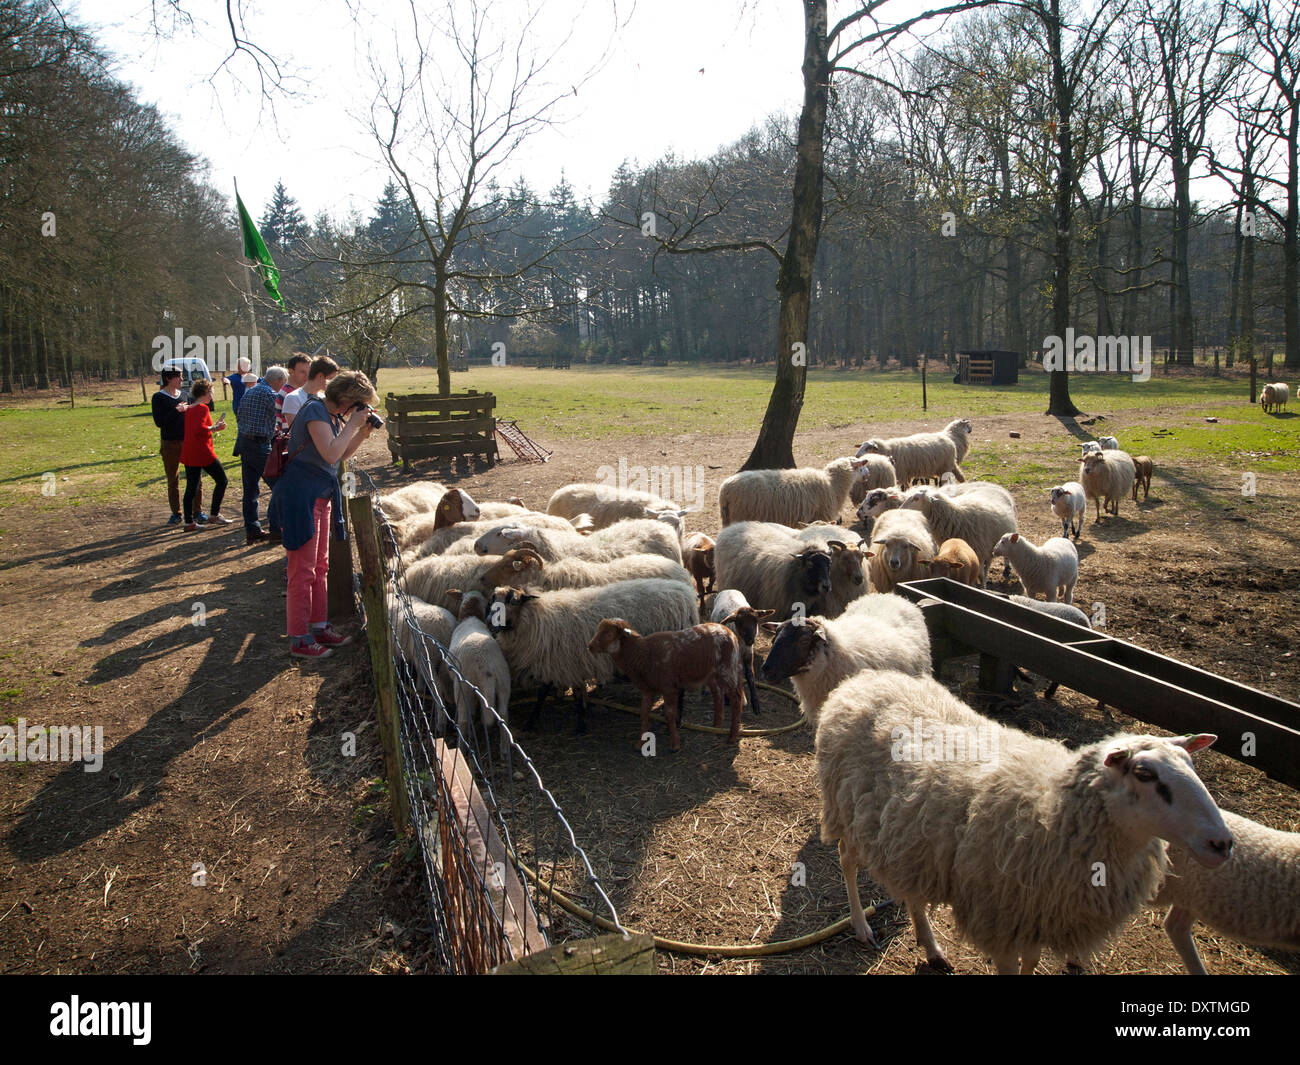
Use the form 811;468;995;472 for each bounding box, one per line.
236;189;285;308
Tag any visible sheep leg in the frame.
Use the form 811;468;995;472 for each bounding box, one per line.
742;654;761;717
838;840;877;946
1164;905;1208;975
666;690;683;752
1062;579;1075;605
1094;497;1102;524
572;687;587;734
950;464;966;483
993;952;1020;975
710;682;724;731
638;692;655;749
728;684;743;743
910;901;951;972
527;683;553;730
1019;950;1041;975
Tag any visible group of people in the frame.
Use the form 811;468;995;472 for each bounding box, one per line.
151;353;381;659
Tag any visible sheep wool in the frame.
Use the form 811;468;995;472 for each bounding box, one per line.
718;457;857;527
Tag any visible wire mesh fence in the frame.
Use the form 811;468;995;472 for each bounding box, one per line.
354;471;626;973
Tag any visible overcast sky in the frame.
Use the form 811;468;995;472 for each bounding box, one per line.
88;0;813;222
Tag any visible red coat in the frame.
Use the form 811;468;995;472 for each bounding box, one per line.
181;404;218;466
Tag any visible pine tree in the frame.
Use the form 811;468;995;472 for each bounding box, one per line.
259;180;308;248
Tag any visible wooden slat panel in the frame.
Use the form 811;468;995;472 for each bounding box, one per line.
391;416;497;439
398;439;499;461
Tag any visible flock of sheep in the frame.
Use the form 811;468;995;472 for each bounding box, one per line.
374;413;1298;976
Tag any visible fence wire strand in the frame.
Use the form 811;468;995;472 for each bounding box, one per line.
353;469;627;973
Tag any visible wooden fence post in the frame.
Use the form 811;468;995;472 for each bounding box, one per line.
328;461;357;620
348;493;410;836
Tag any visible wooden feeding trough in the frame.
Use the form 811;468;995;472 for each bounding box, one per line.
385;389;500;469
955;349;1019;385
897;578;1300;790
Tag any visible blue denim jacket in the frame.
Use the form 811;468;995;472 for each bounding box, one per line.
269;456;345;551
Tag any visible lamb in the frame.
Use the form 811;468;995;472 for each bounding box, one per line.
1097;435;1119;450
900;484;1015;587
943;418;974;465
587;618;744;751
867;508;936;593
474;547;691;592
1079;441;1102;456
486;579;698;731
683;531;716;608
848;454;898;506
791;523;870;615
1049;481;1087;541
709;589;774;717
718;457;858;527
1260;381;1289;414
444;589;511;751
473;518;682;565
1007;594;1092;628
816;668;1232;973
387;589;456;711
713;521;835;619
759;594;931;726
1079;449;1137;523
1131;456;1153;502
992;531;1078;604
376;480;447;522
546;483;682;530
1155;809;1300;975
854;431;965;486
918;537;981;586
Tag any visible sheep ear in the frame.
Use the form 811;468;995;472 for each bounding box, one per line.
761;621;783;633
1010;532;1020;542
720;610;740;626
755;609;775;620
1173;734;1217;754
864;550;875;558
1103;747;1129;769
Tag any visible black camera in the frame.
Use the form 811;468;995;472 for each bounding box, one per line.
354;402;384;430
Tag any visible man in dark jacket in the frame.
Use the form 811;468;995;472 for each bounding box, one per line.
234;366;286;544
152;368;202;525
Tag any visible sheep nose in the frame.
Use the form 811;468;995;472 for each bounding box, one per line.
1208;834;1233;858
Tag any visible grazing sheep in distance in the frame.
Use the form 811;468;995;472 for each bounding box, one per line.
816;669;1233;973
1080;450;1137;523
718;457;858;527
848;454;897;506
444;589;511;750
1259;381;1289;413
588;619;745;751
474;518;682;565
901;483;1016;587
1049;482;1087;541
918;537;981;586
714;521;835;619
943;418;974;465
684;531;716;608
1131;456;1153;501
760;594;931;726
486;579;698;731
475;547;691;592
992;531;1078;604
855;431;965;487
1155;809;1300;975
546;483;682;531
867;508;936;594
709;589;773;717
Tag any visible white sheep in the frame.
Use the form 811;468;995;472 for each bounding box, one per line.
1155;809;1300;975
486;578;699;730
1097;435;1119;450
444;589;511;750
943;418;974;465
546;481;686;531
1007;594;1092;628
759;594;931;726
848;454;898;506
1260;381;1289;414
400;511;576;560
855;431;965;486
713;521;836;619
900;483;1016;587
856;487;905;525
718;457;858;527
866;508;936;593
473;518;682;565
375;480;447;522
387;589;456;713
709;589;773;717
1079;450;1137;524
992;531;1078;604
816;668;1232;973
406;551;508;610
1049;482;1087;541
474;546;692;592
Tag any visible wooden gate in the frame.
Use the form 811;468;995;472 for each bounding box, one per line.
385;390;500;468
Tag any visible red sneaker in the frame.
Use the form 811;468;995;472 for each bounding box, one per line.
290;640;333;659
313;625;353;647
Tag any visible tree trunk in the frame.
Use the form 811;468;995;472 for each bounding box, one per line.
434;269;451;397
1227;197;1243;368
1243;167;1256;376
1285;104;1300;371
740;0;828;471
1171;156;1195;364
1045;0;1081;417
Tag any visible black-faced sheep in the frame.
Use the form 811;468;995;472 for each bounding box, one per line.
713;522;835;619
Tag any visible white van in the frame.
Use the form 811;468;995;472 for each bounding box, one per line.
158;357;213;389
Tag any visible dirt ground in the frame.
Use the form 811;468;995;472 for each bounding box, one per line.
2;404;1297;975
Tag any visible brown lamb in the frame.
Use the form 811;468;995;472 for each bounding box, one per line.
1132;456;1153;501
683;531;716;608
918;537;981;587
587;619;744;751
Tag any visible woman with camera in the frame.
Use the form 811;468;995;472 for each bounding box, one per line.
269;370;379;659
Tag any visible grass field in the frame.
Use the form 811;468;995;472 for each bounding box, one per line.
1;363;1296;515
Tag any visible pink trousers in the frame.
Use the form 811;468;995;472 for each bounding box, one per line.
287;497;331;639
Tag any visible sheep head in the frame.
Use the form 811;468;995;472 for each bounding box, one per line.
791;546;833;604
720;605;774;647
759;617;826;682
991;532;1021;557
434;488;481;530
588;617;636;656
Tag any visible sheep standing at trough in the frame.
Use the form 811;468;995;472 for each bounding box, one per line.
1131;456;1153;501
684;532;716;607
474;547;691;592
1080;450;1137;523
1259;382;1289;413
474;518;682;564
918;537;981;586
1049;482;1087;541
714;522;835;619
486;579;698;731
848;454;897;506
816;669;1233;973
709;589;773;717
900;484;1015;587
1155;809;1300;975
855;431;965;487
760;595;931;726
867;508;937;593
588;618;745;751
444;589;511;751
547;483;685;531
718;457;858;527
992;531;1078;604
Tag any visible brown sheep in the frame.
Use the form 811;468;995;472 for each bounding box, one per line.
684;531;716;608
918;537;981;587
1131;456;1153;501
